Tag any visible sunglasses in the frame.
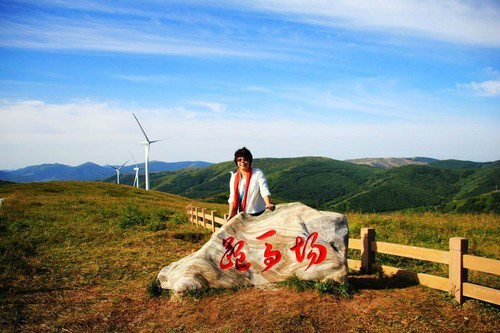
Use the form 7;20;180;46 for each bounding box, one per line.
237;157;249;162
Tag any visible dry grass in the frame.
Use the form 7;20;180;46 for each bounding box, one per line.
346;212;500;289
0;181;499;333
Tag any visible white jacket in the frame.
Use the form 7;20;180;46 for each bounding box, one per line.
228;168;271;214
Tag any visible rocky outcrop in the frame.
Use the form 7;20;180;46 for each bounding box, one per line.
157;202;349;294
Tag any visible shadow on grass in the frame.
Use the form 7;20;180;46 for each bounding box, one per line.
348;270;420;291
0;286;73;297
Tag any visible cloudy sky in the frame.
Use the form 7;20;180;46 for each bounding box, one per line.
1;0;499;169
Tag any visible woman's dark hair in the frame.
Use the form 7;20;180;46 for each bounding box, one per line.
234;147;253;166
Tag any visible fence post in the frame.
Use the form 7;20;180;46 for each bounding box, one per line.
211;211;217;232
361;228;376;274
194;207;199;226
449;237;468;304
202;208;207;229
189;206;194;224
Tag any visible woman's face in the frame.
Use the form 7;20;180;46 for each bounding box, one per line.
236;156;251;172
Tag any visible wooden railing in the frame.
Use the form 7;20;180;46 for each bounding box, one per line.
186;205;500;305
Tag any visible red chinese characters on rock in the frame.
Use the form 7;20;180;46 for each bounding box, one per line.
219;230;328;272
256;230;282;272
219;237;251;271
290;232;327;270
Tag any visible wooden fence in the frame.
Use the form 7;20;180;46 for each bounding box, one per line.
185;205;500;306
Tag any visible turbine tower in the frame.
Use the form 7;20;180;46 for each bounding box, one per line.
107;160;128;185
129;151;140;188
132;113;162;191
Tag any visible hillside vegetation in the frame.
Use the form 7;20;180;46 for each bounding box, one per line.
116;157;500;213
1;182;499;332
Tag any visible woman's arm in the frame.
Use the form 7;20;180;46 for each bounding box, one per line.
263;195;275;211
256;170;274;211
227;172;235;219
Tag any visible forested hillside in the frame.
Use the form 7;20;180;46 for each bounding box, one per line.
115;157;500;213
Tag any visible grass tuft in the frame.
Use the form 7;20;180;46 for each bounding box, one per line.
315;279;354;297
147;277;171;298
279;276;354;298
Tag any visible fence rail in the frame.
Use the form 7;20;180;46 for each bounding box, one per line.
185;205;500;305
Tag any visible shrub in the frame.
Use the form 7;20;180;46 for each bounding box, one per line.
146;207;178;231
171;213;188;225
119;204;147;229
147;219;167;232
156;207;174;221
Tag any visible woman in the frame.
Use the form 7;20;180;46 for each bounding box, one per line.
228;147;275;219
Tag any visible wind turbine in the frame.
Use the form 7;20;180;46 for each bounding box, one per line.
132;113;162;191
129;151;140;188
107;160;128;185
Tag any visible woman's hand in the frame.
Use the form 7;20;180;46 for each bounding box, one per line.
266;204;275;211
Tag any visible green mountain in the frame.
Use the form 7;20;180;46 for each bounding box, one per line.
329;163;499;213
428;159;496;170
127;157;499;213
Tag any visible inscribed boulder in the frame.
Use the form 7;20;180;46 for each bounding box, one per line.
157;202;349;293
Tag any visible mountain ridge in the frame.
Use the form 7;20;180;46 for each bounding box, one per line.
0;161;213;182
130;157;500;213
345;157;438;168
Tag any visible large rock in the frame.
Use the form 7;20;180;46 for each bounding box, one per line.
157;202;349;294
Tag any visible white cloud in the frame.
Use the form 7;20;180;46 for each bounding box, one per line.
191;101;227;113
242;86;273;93
113;74;175;83
1;0;498;63
457;80;500;97
240;0;500;47
0;99;498;169
0;15;281;59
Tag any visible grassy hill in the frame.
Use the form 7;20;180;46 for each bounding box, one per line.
0;181;499;332
0;182;500;333
116;157;500;213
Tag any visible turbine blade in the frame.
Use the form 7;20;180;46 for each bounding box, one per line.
150;139;165;144
106;164;118;170
119;160;129;170
132;113;151;142
129;150;139;167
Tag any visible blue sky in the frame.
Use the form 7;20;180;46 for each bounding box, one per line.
1;0;499;169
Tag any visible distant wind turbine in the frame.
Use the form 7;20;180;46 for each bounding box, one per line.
132;113;162;191
107;160;128;185
129;151;140;188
